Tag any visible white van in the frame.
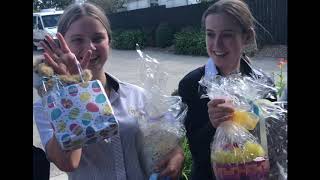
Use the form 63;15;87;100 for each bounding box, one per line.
33;9;63;50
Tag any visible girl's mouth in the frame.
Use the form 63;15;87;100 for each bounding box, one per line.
213;51;228;57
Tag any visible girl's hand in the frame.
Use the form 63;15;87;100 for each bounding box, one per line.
40;33;92;75
208;98;235;128
155;146;184;180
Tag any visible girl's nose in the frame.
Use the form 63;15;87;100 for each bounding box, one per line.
89;42;96;51
214;35;223;49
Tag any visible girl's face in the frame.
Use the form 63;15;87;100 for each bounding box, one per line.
64;16;110;73
205;13;250;75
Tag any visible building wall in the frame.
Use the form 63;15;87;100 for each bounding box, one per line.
127;0;150;11
159;0;199;8
126;0;199;10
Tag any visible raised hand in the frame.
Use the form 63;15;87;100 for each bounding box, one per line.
40;33;92;75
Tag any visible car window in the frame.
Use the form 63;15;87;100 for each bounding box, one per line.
42;14;61;28
37;17;43;29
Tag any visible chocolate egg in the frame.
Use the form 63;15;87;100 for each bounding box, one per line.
68;85;78;96
80;92;91;102
92;81;101;93
51;108;62;121
69;108;80;120
61;98;73;109
86;103;99;112
95;94;107;104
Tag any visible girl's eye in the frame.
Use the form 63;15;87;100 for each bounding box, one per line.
206;32;215;38
92;36;105;43
222;33;234;38
71;38;84;43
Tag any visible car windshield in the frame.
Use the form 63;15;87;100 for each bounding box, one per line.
42;14;61;28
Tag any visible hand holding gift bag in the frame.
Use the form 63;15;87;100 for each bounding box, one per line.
199;74;287;180
34;55;119;151
135;45;187;178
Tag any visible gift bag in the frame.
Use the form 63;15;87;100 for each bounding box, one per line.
135;45;187;177
40;61;119;151
211;121;269;180
199;73;287;180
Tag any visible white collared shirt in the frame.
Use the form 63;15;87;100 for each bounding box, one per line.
33;73;147;180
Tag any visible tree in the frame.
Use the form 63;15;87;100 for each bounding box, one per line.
87;0;126;14
33;0;73;11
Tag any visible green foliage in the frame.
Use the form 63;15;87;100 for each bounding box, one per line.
174;28;207;56
112;29;146;50
181;137;192;180
87;0;126;14
33;0;72;11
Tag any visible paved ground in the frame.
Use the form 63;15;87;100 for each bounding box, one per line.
33;48;287;179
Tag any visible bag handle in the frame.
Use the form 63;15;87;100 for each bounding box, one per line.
72;54;85;83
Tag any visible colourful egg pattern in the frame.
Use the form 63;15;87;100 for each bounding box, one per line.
49;80;119;149
81;113;92;126
82;120;91;126
85;126;95;138
61;98;73;109
92;81;102;92
80;92;91;102
86;103;99;112
103;105;113;116
95;94;106;104
47;96;55;108
69;123;83;135
68;86;78;96
82;113;93;120
51;108;62;121
56;121;67;132
69;108;80;120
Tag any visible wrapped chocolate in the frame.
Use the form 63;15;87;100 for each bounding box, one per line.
135;45;187;177
199;73;287;180
36;59;119;151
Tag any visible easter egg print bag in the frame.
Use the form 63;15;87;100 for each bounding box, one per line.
40;60;119;151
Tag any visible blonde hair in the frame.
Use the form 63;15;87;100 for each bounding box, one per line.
58;2;112;43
